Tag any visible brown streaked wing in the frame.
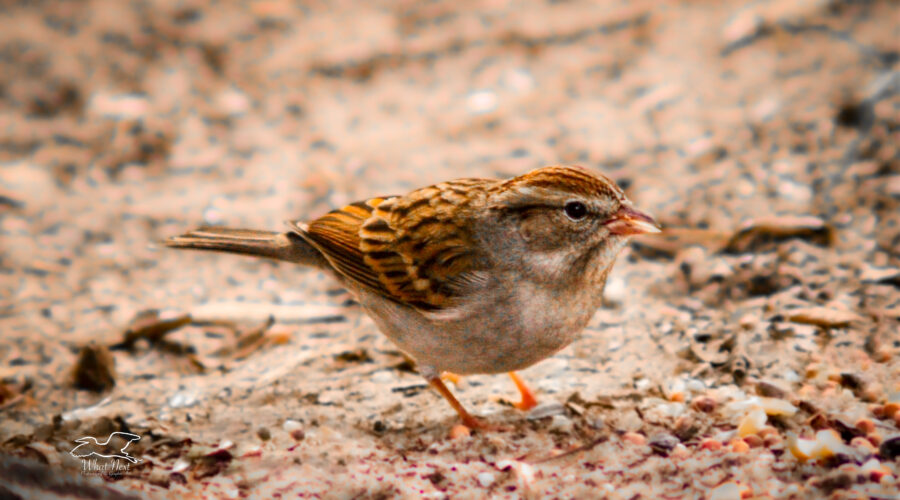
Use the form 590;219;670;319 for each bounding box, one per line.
362;179;492;310
290;179;493;312
289;198;393;297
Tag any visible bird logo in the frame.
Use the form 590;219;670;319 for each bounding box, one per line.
70;432;143;464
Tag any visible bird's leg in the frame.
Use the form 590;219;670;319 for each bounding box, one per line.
425;375;487;429
441;371;461;385
508;371;538;411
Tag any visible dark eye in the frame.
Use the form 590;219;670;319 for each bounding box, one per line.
564;201;587;220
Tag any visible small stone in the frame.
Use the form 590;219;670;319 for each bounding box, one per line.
738;408;767;437
549;414;573;433
671;443;690;459
808;413;829;431
168;389;199;409
649;433;680;455
730;439;750;453
850;437;877;453
449;424;470;439
699;438;723;451
868;432;883;447
743;435;763;448
476;472;495;488
691;396;717;413
879;435;900;460
883;403;900;419
755;380;788;399
709;481;743;500
526;402;565;420
855;418;876;435
757;426;778;438
763;434;783;449
788;430;852;462
283;419;304;441
861;458;890;481
622;432;646;446
674;415;699;442
283;419;302;432
256;427;271;441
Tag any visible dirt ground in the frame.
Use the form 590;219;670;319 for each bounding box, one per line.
1;0;899;498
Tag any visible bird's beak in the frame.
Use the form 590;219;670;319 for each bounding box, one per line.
606;204;661;235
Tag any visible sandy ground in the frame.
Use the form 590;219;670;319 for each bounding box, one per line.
1;0;899;498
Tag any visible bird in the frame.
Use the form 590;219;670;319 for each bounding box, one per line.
70;432;142;463
165;165;660;429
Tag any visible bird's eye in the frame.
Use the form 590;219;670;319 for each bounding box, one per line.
564;201;587;220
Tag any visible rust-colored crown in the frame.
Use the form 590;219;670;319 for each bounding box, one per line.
498;165;625;201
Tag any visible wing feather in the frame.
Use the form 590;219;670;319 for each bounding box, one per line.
288;180;493;312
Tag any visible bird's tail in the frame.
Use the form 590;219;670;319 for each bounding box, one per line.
164;226;326;268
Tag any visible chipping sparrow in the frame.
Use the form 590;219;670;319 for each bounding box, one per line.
166;165;660;428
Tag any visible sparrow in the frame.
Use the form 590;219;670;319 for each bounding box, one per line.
165;165;660;429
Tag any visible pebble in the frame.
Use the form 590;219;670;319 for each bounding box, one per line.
879;435;900;460
648;433;680;454
855;418;876;434
283;419;303;432
708;481;743;500
168;389;199;409
699;438;723;451
449;425;470;439
743;435;763;448
283;419;305;441
737;408;767;437
691;396;717;413
730;439;750;453
549;414;573;433
622;432;646;446
850;437;877;453
868;432;883;447
466;90;497;115
763;434;783;449
526;402;565;420
476;472;495;488
755;380;789;399
671;444;690;459
787;430;852;462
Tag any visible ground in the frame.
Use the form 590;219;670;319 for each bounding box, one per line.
0;0;899;498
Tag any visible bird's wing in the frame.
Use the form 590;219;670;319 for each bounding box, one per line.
288;179;491;312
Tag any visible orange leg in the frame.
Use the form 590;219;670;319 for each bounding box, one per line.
508;371;538;411
426;376;488;430
441;371;461;385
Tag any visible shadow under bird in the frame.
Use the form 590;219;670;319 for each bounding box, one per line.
165;165;660;429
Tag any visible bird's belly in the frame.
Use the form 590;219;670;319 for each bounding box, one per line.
355;285;597;375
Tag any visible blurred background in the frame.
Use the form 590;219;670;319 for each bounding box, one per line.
0;0;898;497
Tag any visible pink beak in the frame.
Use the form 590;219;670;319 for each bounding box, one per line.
606;204;661;235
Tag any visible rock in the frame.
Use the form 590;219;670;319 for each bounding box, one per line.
879;435;900;461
